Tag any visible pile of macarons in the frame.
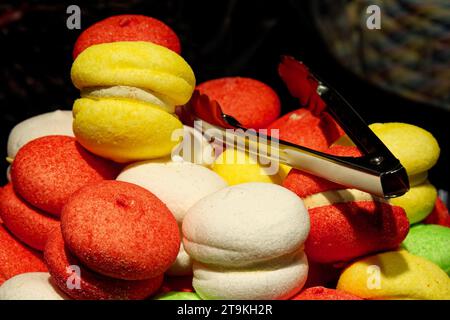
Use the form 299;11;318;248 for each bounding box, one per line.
0;14;448;300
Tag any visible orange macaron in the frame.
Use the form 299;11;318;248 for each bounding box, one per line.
44;228;163;300
283;146;410;263
292;286;362;300
73;14;181;58
196;77;281;129
267;108;344;151
0;184;59;251
0;224;47;285
60;180;180;280
11;136;120;217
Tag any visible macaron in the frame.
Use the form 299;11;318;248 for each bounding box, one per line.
424;198;450;227
337;123;440;182
72;41;195;107
11;135;120;216
191;251;308;300
292;287;362;300
7;110;74;159
5;110;74;182
304;201;409;263
389;181;437;224
368;123;440;183
267;108;344;151
336;122;440;223
72;98;184;162
44;228;163;300
117;159;227;226
0;272;68;300
0;184;59;251
283;147;410;263
71;41;195;162
117;159;227;276
61;180;180;280
196;77;281;129
369;123;440;222
401;224;450;275
73;14;181;59
154;292;201;300
183;182;310;299
0;224;47;285
337;250;450;300
211;149;290;185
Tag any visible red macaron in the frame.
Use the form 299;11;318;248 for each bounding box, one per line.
196;77;281;129
0;224;47;285
292;286;362;300
424;197;450;228
11;135;120;217
0;184;59;251
283;146;409;263
44;228;163;300
302;201;409;263
267;108;344;151
61;180;180;281
73;14;181;59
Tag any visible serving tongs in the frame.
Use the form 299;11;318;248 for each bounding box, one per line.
177;56;409;199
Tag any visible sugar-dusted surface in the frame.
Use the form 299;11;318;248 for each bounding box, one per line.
0;184;59;251
197;77;281;129
304;201;409;263
268;108;344;151
73;14;181;59
292;286;362;300
11;136;120;216
44;228;163;300
61;180;180;280
0;224;47;285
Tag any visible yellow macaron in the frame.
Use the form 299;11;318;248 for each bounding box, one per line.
73;98;183;163
211;149;290;185
70;41;196;162
336;122;440;184
390;181;437;224
71;41;196;106
337;250;450;300
335;122;440;223
368;123;440;184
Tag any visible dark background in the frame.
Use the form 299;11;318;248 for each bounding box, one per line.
0;0;448;193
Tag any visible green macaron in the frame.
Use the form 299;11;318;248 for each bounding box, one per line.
402;224;450;275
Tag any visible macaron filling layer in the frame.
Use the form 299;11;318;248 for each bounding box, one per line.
81;85;175;114
303;188;387;209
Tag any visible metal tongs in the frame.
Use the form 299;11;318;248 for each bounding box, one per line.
177;56;409;199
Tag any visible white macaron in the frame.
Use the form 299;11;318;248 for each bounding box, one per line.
183;182;310;267
117;159;227;224
193;250;308;300
6;110;74;182
117;159;227;275
0;272;68;300
7;110;74;158
183;182;310;300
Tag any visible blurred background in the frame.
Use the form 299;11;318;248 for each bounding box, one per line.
0;0;448;195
